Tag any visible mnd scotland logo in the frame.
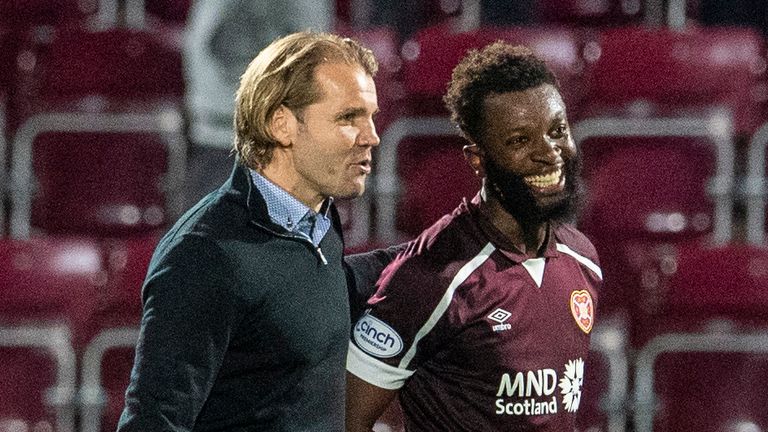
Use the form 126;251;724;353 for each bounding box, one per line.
494;357;585;416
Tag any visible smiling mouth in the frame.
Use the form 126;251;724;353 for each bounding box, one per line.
524;168;563;189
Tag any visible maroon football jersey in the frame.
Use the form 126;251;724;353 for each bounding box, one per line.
348;197;602;431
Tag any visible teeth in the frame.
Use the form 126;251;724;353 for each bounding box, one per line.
525;169;562;187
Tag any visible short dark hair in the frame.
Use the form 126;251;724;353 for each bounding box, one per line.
443;42;558;144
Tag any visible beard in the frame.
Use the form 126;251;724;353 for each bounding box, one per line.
483;153;583;229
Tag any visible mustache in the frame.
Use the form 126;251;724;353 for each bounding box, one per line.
484;155;583;227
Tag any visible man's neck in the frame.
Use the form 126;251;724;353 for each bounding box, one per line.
258;156;324;212
479;198;548;259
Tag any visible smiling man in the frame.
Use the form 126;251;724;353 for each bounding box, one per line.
346;42;602;431
117;32;385;432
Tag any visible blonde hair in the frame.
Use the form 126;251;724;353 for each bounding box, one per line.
233;31;378;169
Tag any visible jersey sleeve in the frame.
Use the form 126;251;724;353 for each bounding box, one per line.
346;249;457;390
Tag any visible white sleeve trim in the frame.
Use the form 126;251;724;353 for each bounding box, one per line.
556;243;603;280
346;341;415;390
398;242;496;369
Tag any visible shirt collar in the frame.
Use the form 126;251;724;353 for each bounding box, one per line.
249;169;333;231
469;191;559;264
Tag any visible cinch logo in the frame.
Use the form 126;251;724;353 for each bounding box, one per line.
353;313;403;358
488;308;512;332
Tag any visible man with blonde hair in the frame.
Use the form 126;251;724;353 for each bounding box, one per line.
118;31;383;431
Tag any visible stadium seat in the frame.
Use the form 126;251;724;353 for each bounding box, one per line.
0;236;106;432
583;26;767;135
11;26;184;120
79;328;139;432
8;112;185;238
631;242;768;432
0;236;106;329
395;135;480;238
7;25;187;238
79;233;159;432
0;326;78;432
535;0;645;26
664;242;768;323
744;122;768;244
401;24;586;116
578;320;630;432
0;0;95;27
573;114;736;316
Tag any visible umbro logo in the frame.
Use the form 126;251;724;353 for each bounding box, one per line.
488;308;512;332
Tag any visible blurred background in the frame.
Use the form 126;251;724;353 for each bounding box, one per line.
2;0;768;431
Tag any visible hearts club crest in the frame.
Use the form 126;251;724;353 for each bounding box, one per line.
570;290;594;334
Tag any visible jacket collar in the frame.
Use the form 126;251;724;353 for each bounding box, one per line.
223;161;346;243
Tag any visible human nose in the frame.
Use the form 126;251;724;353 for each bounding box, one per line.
357;118;380;147
534;136;563;164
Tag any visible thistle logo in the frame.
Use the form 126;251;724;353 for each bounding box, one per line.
487;308;512;332
558;358;584;413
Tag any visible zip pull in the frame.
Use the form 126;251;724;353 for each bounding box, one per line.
317;247;328;265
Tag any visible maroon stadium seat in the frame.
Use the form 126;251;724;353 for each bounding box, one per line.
0;326;78;432
665;242;768;322
79;233;159;432
573;115;735;318
583;26;767;135
0;0;94;27
534;0;644;26
11;25;184;124
395;135;479;238
632;242;768;432
0;236;106;329
29;129;171;236
8;26;186;238
401;23;586;117
0;236;105;432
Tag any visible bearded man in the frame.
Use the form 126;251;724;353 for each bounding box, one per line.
345;42;602;432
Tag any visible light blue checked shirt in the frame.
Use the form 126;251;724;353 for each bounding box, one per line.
249;170;333;247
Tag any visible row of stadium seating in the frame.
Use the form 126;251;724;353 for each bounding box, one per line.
4;240;768;432
1;22;767;240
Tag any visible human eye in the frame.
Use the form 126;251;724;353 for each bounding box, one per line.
507;135;529;147
335;108;365;124
551;124;569;138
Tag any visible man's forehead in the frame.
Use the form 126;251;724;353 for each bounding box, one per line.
312;62;377;105
484;84;565;114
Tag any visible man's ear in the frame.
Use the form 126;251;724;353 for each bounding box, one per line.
463;143;485;178
269;105;298;147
